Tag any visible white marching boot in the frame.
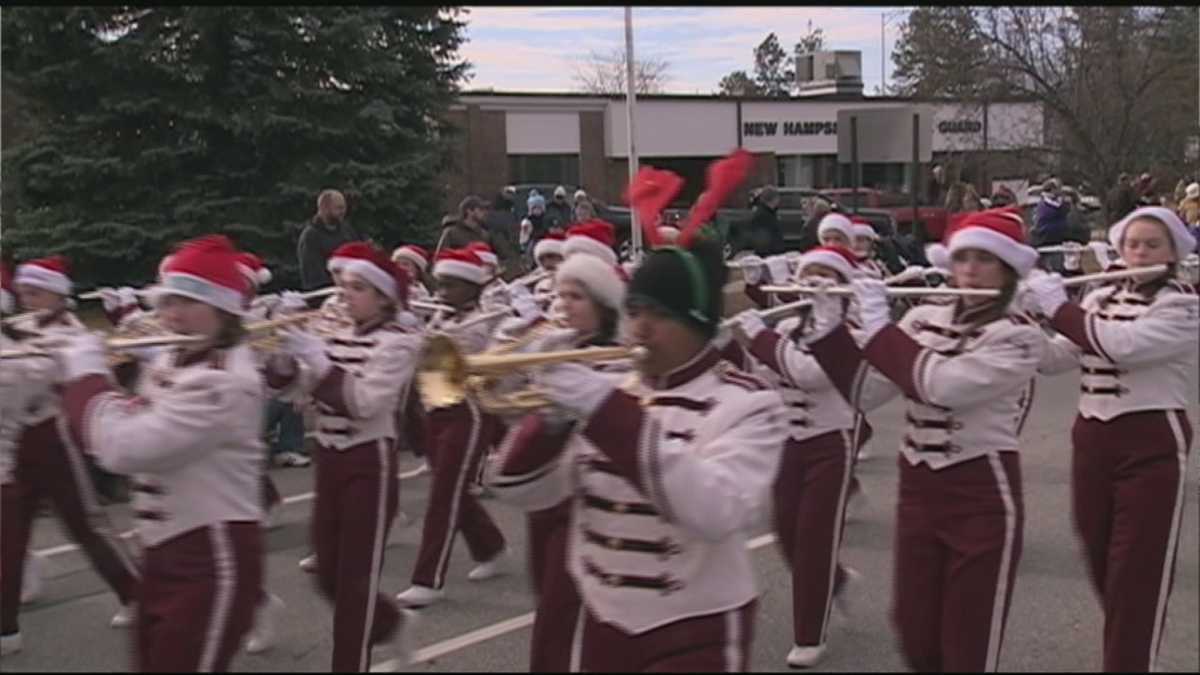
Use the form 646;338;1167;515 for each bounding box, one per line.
467;548;512;582
244;593;285;654
394;585;444;609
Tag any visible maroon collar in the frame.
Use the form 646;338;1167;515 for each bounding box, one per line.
353;314;389;337
643;345;720;391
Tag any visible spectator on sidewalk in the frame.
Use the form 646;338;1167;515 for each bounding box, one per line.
297;189;363;291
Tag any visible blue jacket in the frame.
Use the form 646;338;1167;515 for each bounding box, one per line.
1033;195;1069;245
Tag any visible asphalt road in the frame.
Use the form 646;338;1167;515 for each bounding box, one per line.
4;363;1198;672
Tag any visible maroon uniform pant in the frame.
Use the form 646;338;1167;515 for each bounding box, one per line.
892;452;1024;672
526;499;580;672
311;439;404;672
580;599;757;672
772;430;856;648
137;522;261;672
1071;410;1192;672
1;419;138;637
411;401;505;590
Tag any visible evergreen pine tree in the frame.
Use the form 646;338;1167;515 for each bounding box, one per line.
2;6;469;289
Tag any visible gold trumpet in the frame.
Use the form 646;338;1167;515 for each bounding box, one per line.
417;333;640;413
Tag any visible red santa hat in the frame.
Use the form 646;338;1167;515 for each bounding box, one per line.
564;219;617;265
555;253;627;311
1;260;15;313
849;216;878;240
391;244;430;274
816;213;855;243
925;207;1038;277
235;252;272;289
328;242;374;274
340;245;411;306
433;248;489;286
1107;206;1196;261
15;255;73;296
796;245;859;282
533;232;566;262
148;235;251;315
466;242;499;269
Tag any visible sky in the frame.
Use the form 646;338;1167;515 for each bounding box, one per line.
458;6;911;95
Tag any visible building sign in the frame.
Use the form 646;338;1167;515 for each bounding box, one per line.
743;120;838;137
937;119;983;134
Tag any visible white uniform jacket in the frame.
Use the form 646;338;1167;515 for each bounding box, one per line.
268;317;421;450
809;302;1045;471
10;310;86;427
740;314;865;442
489;346;787;633
61;344;266;547
0;334;59;484
1038;277;1199;421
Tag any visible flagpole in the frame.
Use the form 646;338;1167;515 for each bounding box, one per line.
624;6;642;261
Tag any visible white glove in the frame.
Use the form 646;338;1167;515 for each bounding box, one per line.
803;277;845;344
765;256;791;284
732;309;767;342
1027;270;1068;317
58;332;110;382
513;293;541;321
97;288;121;313
1088;241;1115;270
1062;241;1083;272
520;220;533;247
277;291;309;315
534;361;617;421
852;278;892;343
739;255;766;285
280;329;331;380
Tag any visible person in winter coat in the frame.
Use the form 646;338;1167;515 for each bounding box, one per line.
545;186;573;232
1033;179;1070;247
748;186;784;256
1177;182;1200;226
297;189;364;291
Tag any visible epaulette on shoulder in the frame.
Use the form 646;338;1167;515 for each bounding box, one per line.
715;360;769;392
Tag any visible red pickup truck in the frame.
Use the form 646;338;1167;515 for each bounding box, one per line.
820;188;949;241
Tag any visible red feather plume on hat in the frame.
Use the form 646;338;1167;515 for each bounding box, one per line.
679;148;754;248
625;166;684;250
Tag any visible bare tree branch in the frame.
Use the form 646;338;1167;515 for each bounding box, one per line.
571;47;671;95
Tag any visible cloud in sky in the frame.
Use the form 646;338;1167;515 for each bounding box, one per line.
458;6;911;94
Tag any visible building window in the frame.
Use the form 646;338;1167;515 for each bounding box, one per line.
508;154;580;186
778;155;839;188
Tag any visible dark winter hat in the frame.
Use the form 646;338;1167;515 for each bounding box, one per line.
626;231;727;339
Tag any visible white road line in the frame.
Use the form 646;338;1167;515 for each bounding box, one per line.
370;532;779;671
32;464;429;559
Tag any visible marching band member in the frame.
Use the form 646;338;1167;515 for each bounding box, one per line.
727;246;865;668
492;251;630;672
266;243;419;671
531;232;566;297
1027;206;1197;672
391;244;433;305
816;212;854;249
1;255;139;640
850;220;887;280
396;249;510;609
54;236;267;671
467;242;507;311
297;242;370;574
490;234;787;672
806;208;1044;672
2;263;65;656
